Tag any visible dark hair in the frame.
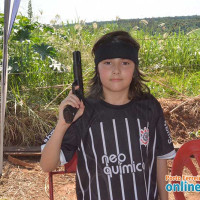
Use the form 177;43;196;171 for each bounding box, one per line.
86;30;150;100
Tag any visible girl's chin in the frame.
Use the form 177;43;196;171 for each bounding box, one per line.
104;87;129;93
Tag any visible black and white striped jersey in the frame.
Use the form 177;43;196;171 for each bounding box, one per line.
42;95;176;200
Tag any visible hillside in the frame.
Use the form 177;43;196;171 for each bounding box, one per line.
85;15;200;34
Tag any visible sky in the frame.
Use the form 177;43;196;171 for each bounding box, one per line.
0;0;200;24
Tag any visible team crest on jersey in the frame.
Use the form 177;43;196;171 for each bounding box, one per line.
140;127;149;146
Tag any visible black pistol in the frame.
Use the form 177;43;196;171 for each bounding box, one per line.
63;51;84;123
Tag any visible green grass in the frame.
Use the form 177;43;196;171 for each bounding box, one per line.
0;16;199;146
146;69;200;98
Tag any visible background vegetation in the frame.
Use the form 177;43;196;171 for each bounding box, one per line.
0;11;200;146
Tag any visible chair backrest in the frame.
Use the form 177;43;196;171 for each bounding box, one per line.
49;152;77;200
64;152;77;173
171;139;200;200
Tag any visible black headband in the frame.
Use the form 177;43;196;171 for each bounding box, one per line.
94;41;139;66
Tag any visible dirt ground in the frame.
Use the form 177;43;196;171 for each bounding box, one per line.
0;156;78;200
158;96;200;145
0;158;199;200
0;97;200;200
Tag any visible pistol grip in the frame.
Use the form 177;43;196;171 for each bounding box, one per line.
63;105;78;124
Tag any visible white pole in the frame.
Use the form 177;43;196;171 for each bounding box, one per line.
8;0;21;38
0;0;11;177
0;0;21;176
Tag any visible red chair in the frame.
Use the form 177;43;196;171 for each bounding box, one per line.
171;139;200;200
49;152;77;200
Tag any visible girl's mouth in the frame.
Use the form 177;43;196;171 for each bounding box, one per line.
111;79;122;81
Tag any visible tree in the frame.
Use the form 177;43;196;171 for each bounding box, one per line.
28;0;33;22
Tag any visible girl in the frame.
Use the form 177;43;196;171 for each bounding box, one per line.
40;31;176;200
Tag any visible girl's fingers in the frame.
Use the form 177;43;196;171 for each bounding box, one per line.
70;94;81;103
67;99;80;108
69;95;81;107
60;86;82;110
61;95;80;108
79;100;84;109
62;97;79;108
73;101;85;122
74;85;79;90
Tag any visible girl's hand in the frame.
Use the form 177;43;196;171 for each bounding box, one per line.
58;86;85;126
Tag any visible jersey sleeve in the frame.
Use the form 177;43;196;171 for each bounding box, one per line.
41;122;79;166
155;100;176;159
41;128;55;153
60;123;78;165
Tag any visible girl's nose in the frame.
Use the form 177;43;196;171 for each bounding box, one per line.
112;62;121;74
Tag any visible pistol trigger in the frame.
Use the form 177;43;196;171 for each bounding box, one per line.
72;81;77;94
72;87;81;100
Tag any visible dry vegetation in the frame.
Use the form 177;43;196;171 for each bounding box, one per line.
0;98;200;199
160;96;200;144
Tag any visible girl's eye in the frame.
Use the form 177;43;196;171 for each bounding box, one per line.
122;61;130;65
104;61;111;65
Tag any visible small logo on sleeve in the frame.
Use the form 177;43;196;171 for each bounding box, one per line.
164;121;172;144
140;127;149;146
43;129;54;143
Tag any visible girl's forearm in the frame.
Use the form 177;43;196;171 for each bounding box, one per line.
157;159;168;200
40;121;70;172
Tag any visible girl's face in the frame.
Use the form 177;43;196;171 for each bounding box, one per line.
98;58;135;96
